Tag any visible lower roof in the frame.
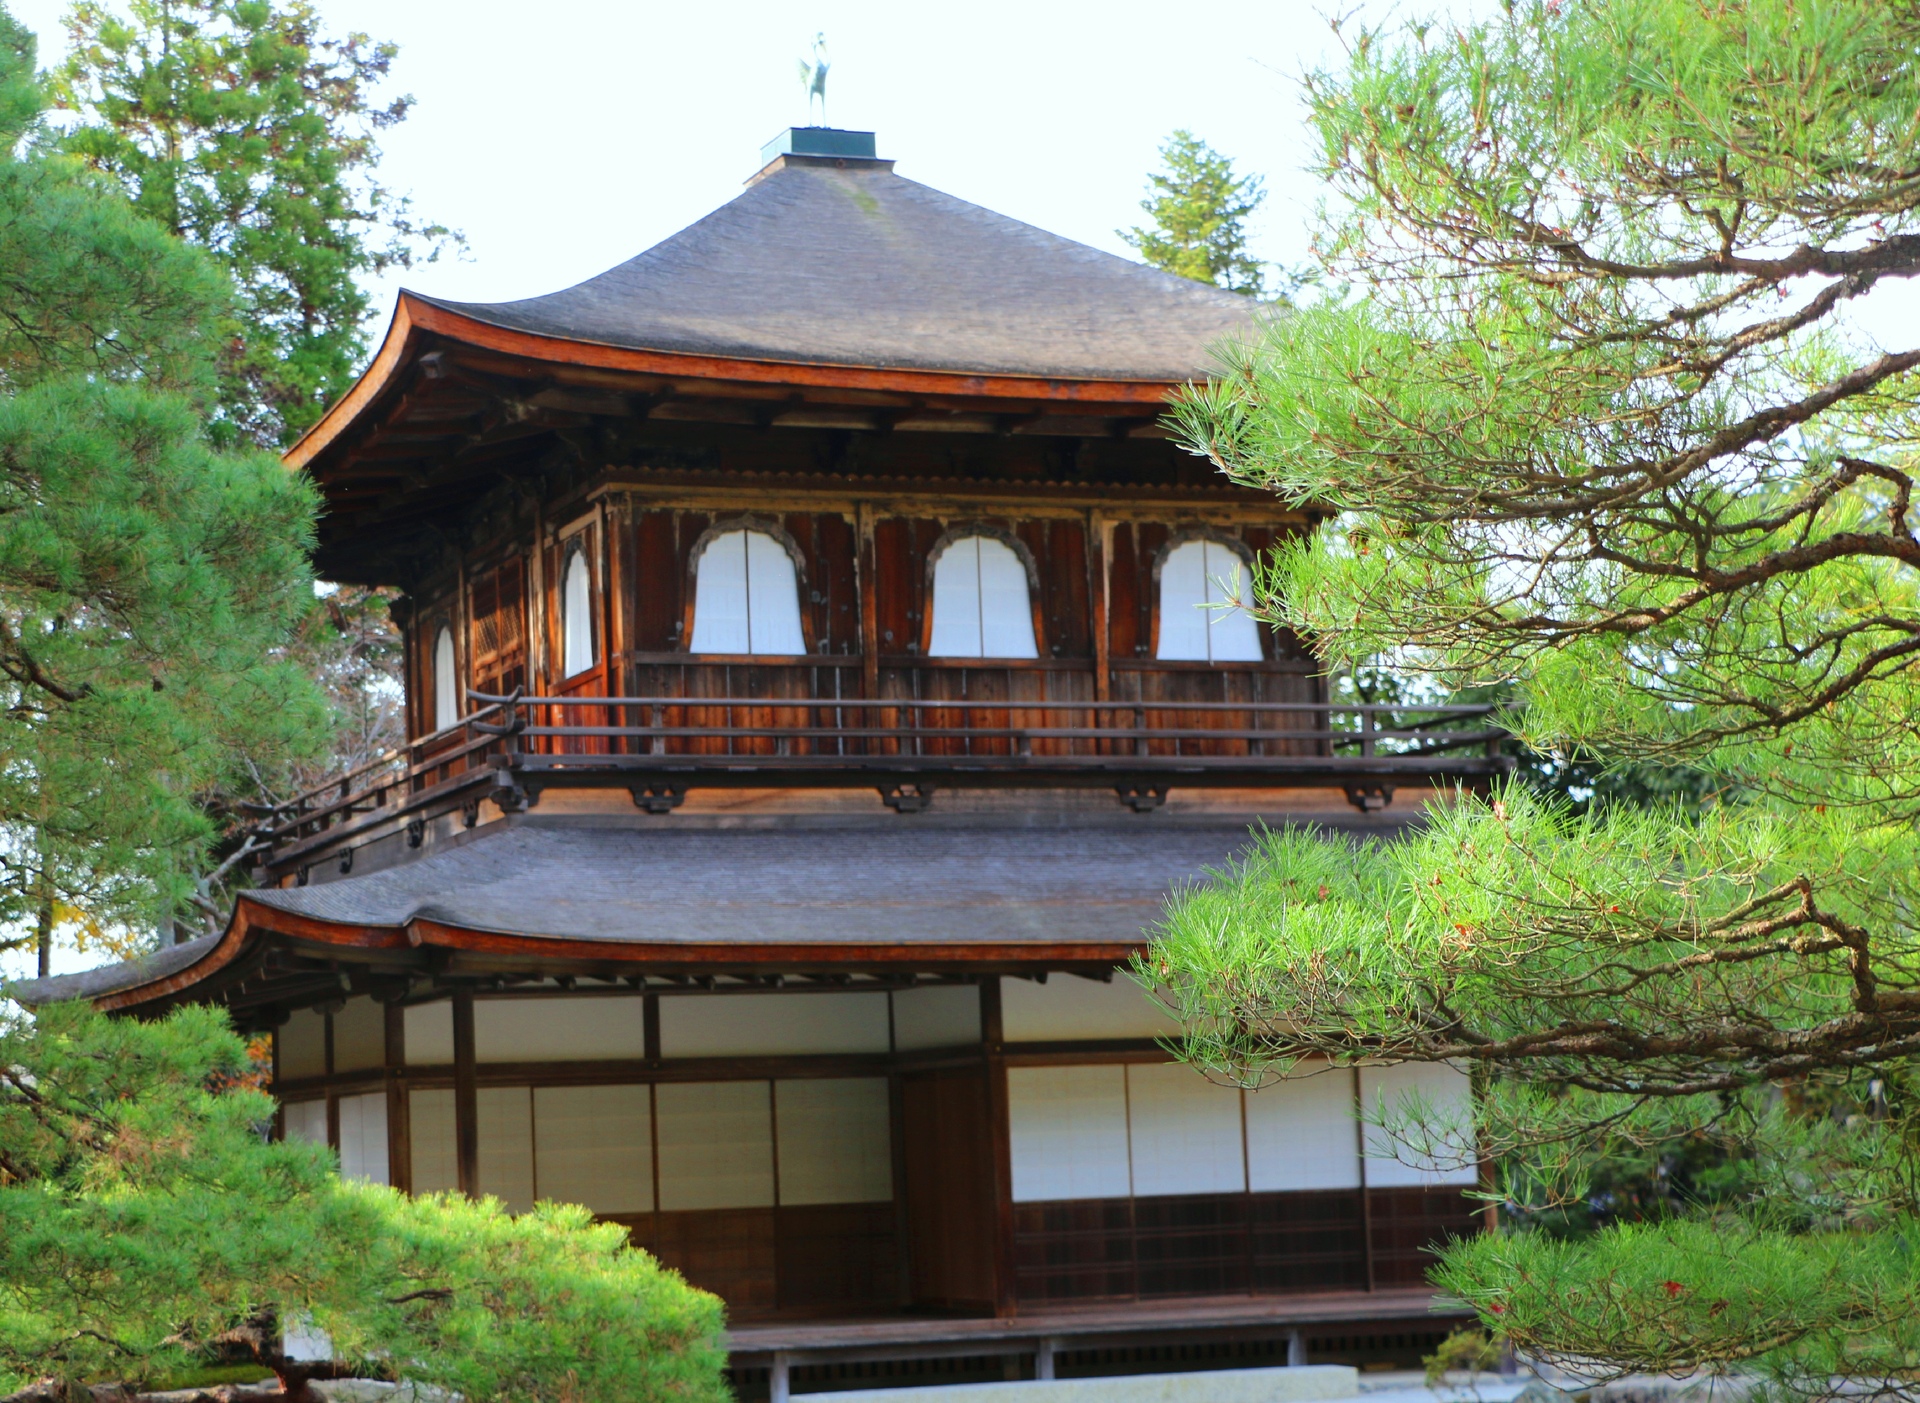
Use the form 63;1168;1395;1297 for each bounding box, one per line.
8;815;1351;1012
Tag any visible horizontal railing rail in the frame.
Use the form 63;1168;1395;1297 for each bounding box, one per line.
250;689;1509;875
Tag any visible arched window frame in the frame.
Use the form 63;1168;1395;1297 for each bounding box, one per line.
922;524;1043;659
430;621;459;733
559;540;596;679
683;515;813;656
1150;528;1266;663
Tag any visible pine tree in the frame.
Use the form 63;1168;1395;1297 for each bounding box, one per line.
1121;129;1267;296
50;0;460;450
0;3;326;974
1158;0;1920;1389
0;1002;727;1403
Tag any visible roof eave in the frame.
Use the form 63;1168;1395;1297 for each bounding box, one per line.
284;293;1195;474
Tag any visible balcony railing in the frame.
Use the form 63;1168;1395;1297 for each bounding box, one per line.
250;692;1509;878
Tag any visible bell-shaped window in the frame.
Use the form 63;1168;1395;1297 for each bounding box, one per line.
1156;538;1262;662
928;535;1039;659
689;529;807;654
562;549;595;677
432;626;458;731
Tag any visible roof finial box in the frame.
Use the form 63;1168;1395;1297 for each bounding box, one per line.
756;126;887;178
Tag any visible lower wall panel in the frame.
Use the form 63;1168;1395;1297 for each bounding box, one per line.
1014;1188;1474;1306
623;1202;899;1320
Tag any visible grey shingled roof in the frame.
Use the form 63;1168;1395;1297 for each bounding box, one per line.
5;932;220;1006
243;820;1257;946
416;158;1264;382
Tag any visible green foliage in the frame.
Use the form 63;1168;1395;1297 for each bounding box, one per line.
0;3;326;966
0;1001;728;1402
1155;0;1920;1388
50;0;460;448
1121;129;1270;297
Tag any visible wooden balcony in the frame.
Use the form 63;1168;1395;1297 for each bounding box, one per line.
251;686;1508;880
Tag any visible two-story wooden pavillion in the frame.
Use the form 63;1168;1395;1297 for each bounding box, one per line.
13;129;1503;1398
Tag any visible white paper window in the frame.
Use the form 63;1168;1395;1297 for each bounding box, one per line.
775;1078;892;1206
1126;1062;1246;1196
475;996;648;1063
1245;1064;1362;1191
332;997;385;1073
656;1080;775;1211
1007;1065;1131;1202
1000;976;1178;1042
928;535;1039;658
659;992;890;1058
890;986;981;1051
278;1008;326;1079
410;1088;458;1193
337;1092;390;1185
283;1098;328;1147
561;548;594;677
689;529;806;654
432;625;458;730
1358;1062;1480;1187
1157;538;1262;662
534;1084;653;1214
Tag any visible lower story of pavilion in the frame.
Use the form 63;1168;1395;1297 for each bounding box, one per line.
15;814;1482;1390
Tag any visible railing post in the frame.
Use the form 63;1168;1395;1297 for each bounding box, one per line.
1361;706;1377;758
1134;704;1149;759
650;703;665;756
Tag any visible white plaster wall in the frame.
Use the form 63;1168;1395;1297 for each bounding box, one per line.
891;985;981;1050
283;1098;327;1146
475;995;648;1062
332;997;385;1073
660;992;890;1058
279;1009;326;1079
404;1001;454;1066
1001;977;1177;1043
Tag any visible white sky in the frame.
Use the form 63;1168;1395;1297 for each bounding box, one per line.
9;0;1358;317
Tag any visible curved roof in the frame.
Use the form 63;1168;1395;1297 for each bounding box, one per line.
416;156;1263;384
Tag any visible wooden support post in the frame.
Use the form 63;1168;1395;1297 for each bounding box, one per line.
453;988;478;1197
1035;1338;1059;1381
769;1351;791;1403
1287;1329;1307;1368
385;1000;411;1192
981;977;1017;1317
856;503;880;703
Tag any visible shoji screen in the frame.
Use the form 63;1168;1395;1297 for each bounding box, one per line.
336;1092;389;1185
1358;1062;1479;1186
655;1081;775;1211
774;1078;891;1205
477;1087;535;1211
1245;1065;1362;1191
1006;1065;1131;1202
533;1084;653;1214
410;1089;458;1192
1125;1062;1246;1196
283;1099;327;1146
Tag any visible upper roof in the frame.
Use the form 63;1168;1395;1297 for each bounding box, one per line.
414;154;1262;385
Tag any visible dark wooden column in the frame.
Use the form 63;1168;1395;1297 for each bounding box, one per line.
384;1000;411;1192
981;976;1017;1317
453;988;479;1196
